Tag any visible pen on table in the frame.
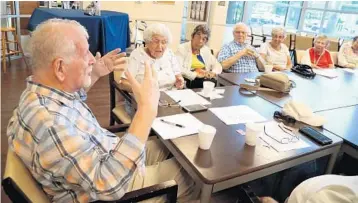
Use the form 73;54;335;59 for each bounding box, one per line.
160;119;185;128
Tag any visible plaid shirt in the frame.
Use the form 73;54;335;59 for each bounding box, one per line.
218;41;259;73
7;76;145;203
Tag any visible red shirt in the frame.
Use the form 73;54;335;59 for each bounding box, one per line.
309;48;333;68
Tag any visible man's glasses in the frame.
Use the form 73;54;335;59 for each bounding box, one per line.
273;111;296;124
264;123;299;144
158;100;181;107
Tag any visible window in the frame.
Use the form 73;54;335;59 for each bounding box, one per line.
226;1;244;24
307;1;326;9
302;10;324;33
286;7;301;29
322;12;358;38
247;2;287;27
327;1;358;11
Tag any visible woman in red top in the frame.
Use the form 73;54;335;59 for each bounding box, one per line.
301;35;334;69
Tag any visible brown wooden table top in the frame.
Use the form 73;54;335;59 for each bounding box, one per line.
157;86;342;184
218;70;358;112
317;105;358;149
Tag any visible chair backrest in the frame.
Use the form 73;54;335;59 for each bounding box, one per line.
295;35;314;50
330;51;338;65
328;38;339;52
2;149;50;203
295;50;306;65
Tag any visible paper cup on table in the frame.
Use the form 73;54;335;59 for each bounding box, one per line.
264;65;273;73
245;123;262;146
198;125;217;150
203;81;215;97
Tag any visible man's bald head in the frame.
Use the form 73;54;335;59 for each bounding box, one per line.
28;19;89;70
232;22;250;44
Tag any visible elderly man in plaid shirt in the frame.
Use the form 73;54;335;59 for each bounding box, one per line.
218;23;264;73
6;19;197;203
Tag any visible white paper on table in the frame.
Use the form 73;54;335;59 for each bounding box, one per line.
152;113;204;140
259;121;310;152
313;69;338;78
165;89;211;106
215;89;225;94
209;105;266;125
197;91;224;100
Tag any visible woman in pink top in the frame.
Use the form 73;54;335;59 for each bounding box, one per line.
301;35;334;69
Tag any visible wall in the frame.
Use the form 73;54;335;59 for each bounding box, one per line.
93;1;185;50
208;2;230;54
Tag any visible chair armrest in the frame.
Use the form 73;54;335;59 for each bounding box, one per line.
95;180;178;203
105;124;130;133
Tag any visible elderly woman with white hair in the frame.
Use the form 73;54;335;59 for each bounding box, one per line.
259;27;292;71
301;35;334;69
338;36;358;68
120;23;184;91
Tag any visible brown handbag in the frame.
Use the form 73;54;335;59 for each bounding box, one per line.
240;72;295;93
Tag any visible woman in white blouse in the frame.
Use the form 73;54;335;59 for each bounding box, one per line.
121;23;184;91
338;36;358;68
176;25;222;88
259;27;292;71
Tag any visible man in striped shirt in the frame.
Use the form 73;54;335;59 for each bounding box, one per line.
7;19;196;203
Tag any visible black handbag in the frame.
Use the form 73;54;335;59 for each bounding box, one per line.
292;64;316;79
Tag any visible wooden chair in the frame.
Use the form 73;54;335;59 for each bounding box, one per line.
109;71;132;125
294;35;314;51
293;50;306;65
2;124;178;203
1;27;29;72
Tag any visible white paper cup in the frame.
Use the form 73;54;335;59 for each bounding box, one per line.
203;81;215;97
245;123;262;146
198;125;217;150
264;65;273;73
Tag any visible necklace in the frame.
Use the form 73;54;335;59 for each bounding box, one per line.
313;49;324;66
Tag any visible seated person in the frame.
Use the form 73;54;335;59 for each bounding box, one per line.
218;22;264;73
7;19;197;203
176;25;222;88
338;36;358;68
259;27;292;71
301;35;334;69
261;175;358;203
120;23;184;91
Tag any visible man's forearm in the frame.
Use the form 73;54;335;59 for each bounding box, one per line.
221;53;242;70
128;108;155;143
85;73;101;92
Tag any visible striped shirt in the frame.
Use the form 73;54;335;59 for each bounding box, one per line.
7;76;145;203
218;41;259;73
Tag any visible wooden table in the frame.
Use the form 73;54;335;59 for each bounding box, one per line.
153;86;342;202
218;70;358;112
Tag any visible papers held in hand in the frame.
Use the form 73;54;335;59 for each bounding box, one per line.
152;113;203;140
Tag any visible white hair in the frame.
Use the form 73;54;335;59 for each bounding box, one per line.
143;23;172;44
271;27;286;38
314;35;330;46
232;22;250;34
28;18;88;70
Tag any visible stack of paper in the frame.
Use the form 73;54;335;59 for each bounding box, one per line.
313;69;338;78
165;89;211;107
152;113;204;140
209;105;266;125
197;88;225;100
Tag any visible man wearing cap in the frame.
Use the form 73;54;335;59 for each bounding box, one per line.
217;22;264;73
